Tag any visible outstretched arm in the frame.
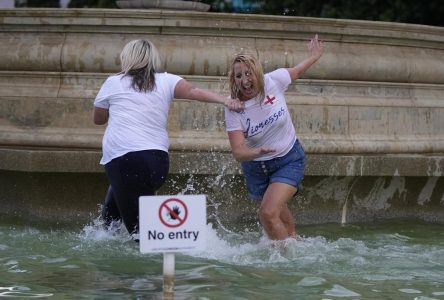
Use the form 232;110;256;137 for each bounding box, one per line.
174;79;244;112
227;130;275;162
287;34;324;81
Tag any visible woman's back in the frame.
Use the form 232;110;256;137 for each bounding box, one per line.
94;72;182;164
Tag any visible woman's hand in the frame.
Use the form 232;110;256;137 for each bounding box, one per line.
308;34;324;60
224;98;245;112
256;146;275;156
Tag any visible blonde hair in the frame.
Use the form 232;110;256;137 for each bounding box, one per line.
120;39;161;92
228;53;265;101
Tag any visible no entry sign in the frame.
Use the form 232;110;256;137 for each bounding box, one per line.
139;195;206;253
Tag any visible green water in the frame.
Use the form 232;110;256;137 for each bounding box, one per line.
0;217;443;299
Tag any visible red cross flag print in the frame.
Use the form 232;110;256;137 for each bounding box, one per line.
139;195;207;253
264;95;275;105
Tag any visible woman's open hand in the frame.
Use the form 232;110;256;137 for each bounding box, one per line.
225;98;245;112
308;34;324;60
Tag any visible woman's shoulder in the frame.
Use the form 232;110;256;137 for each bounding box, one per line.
265;68;291;87
155;72;183;87
104;73;124;84
156;72;182;80
265;68;289;79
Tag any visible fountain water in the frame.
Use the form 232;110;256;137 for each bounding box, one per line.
1;9;443;299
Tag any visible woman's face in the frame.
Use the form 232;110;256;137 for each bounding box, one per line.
233;62;258;100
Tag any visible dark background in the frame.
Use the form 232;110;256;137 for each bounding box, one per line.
19;0;444;27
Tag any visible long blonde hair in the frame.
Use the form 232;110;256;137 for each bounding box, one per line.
120;39;161;92
228;53;265;101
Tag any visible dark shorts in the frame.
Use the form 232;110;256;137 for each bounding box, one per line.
241;140;306;201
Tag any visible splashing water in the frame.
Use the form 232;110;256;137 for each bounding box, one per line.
1;216;443;299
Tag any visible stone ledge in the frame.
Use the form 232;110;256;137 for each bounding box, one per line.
1;127;444;155
116;0;210;11
1;9;444;83
2;9;443;45
0;147;442;177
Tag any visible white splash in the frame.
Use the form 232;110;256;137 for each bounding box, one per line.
418;177;439;205
355;177;406;210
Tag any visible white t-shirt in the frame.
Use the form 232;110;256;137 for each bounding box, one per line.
225;68;297;161
94;72;182;165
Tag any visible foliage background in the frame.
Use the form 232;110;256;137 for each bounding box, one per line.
19;0;444;27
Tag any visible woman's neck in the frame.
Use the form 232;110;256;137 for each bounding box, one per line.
239;92;259;102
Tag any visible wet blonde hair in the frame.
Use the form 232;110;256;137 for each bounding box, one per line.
120;39;161;92
228;53;265;101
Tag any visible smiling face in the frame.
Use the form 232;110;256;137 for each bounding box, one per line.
229;54;265;102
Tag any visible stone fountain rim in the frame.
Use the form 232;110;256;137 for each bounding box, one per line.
116;0;210;12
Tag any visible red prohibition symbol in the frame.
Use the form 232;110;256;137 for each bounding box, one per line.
159;198;188;228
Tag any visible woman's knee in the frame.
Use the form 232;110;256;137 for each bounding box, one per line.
259;204;280;222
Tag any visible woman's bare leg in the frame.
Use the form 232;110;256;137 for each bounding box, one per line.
259;182;297;240
280;202;296;237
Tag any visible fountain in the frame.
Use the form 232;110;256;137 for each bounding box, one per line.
0;7;443;227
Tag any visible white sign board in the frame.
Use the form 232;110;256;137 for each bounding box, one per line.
139;195;206;253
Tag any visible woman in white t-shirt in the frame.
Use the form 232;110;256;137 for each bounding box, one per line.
225;34;324;240
93;39;243;240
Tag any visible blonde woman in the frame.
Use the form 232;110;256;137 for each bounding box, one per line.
93;39;243;239
225;34;324;240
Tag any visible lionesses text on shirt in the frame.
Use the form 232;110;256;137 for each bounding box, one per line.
243;107;285;138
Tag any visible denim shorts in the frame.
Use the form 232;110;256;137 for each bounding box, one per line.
241;140;306;201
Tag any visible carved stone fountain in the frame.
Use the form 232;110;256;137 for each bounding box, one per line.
0;8;443;226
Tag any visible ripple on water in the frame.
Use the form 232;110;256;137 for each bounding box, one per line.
432;291;444;296
297;277;327;287
42;257;68;264
324;284;360;297
0;286;53;298
399;288;422;294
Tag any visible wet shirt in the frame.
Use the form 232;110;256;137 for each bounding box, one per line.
94;72;182;165
225;68;297;161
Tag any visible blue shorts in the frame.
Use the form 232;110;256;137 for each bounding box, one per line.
241;140;306;201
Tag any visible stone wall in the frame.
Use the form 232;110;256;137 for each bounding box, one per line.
0;8;443;226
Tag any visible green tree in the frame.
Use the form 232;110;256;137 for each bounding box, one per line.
18;0;444;27
25;0;59;7
68;0;117;8
255;0;444;27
